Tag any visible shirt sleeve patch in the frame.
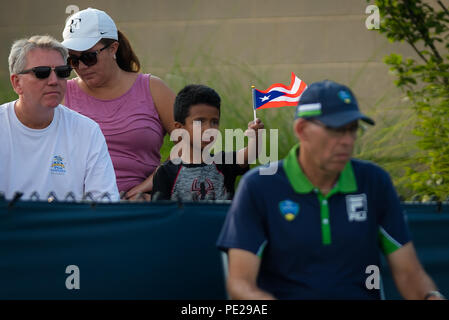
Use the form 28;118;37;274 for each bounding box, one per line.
378;226;402;255
256;240;268;258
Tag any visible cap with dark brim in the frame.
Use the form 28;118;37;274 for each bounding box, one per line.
61;37;101;51
310;110;375;128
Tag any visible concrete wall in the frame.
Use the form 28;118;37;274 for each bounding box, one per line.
0;0;418;113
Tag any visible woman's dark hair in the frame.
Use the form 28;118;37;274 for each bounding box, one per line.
101;30;140;72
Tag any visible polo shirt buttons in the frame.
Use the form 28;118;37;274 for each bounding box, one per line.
323;218;329;224
322;200;328;205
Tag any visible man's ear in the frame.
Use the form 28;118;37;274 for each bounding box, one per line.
10;74;23;95
293;118;308;142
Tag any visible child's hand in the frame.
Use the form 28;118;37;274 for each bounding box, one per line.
245;118;264;137
240;118;264;165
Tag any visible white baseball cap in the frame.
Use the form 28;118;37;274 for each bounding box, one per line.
62;8;118;51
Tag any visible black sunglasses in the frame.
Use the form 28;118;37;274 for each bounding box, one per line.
18;65;73;79
67;43;111;68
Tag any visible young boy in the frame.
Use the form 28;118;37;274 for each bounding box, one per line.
152;84;264;201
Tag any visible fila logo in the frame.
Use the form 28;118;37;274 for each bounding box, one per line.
346;194;367;222
70;18;82;33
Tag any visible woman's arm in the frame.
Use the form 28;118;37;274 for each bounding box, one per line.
149;75;176;134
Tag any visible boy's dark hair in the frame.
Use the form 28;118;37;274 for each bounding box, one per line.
174;84;221;124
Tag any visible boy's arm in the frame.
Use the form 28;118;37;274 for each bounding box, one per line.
236;118;264;168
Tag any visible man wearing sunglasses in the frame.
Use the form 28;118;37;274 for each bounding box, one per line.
217;80;444;300
0;35;119;202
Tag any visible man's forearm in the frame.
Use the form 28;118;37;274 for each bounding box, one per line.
395;266;440;299
227;278;276;300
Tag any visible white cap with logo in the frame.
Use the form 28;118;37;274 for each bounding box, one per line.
62;8;118;51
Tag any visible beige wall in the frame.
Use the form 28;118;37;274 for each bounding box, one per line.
0;0;417;112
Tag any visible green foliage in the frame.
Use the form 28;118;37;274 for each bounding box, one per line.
371;0;449;200
0;80;17;102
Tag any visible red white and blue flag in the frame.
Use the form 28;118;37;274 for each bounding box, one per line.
253;73;307;110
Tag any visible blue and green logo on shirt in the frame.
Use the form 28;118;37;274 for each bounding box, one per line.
279;200;299;221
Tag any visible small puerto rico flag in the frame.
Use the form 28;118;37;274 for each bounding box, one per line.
253;73;307;110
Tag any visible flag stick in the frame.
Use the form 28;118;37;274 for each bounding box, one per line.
251;85;257;122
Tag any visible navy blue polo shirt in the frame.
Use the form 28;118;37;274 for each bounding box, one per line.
217;144;411;300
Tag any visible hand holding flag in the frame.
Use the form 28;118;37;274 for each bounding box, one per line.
241;117;264;165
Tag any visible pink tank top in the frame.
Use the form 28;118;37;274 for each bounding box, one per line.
65;74;165;193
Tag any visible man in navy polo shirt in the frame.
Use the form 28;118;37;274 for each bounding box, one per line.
217;80;444;300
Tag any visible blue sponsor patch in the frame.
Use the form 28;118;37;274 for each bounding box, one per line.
279;200;299;221
50;155;66;175
338;90;352;104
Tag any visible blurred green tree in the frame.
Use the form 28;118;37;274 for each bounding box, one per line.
371;0;449;200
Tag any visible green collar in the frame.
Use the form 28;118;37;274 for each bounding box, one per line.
283;144;357;195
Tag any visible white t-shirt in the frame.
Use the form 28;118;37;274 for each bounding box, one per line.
0;101;119;202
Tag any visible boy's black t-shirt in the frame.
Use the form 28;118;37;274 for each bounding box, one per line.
152;151;249;201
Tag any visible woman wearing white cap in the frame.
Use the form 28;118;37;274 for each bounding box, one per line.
61;8;176;200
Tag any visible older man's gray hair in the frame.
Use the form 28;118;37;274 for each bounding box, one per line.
8;35;68;75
